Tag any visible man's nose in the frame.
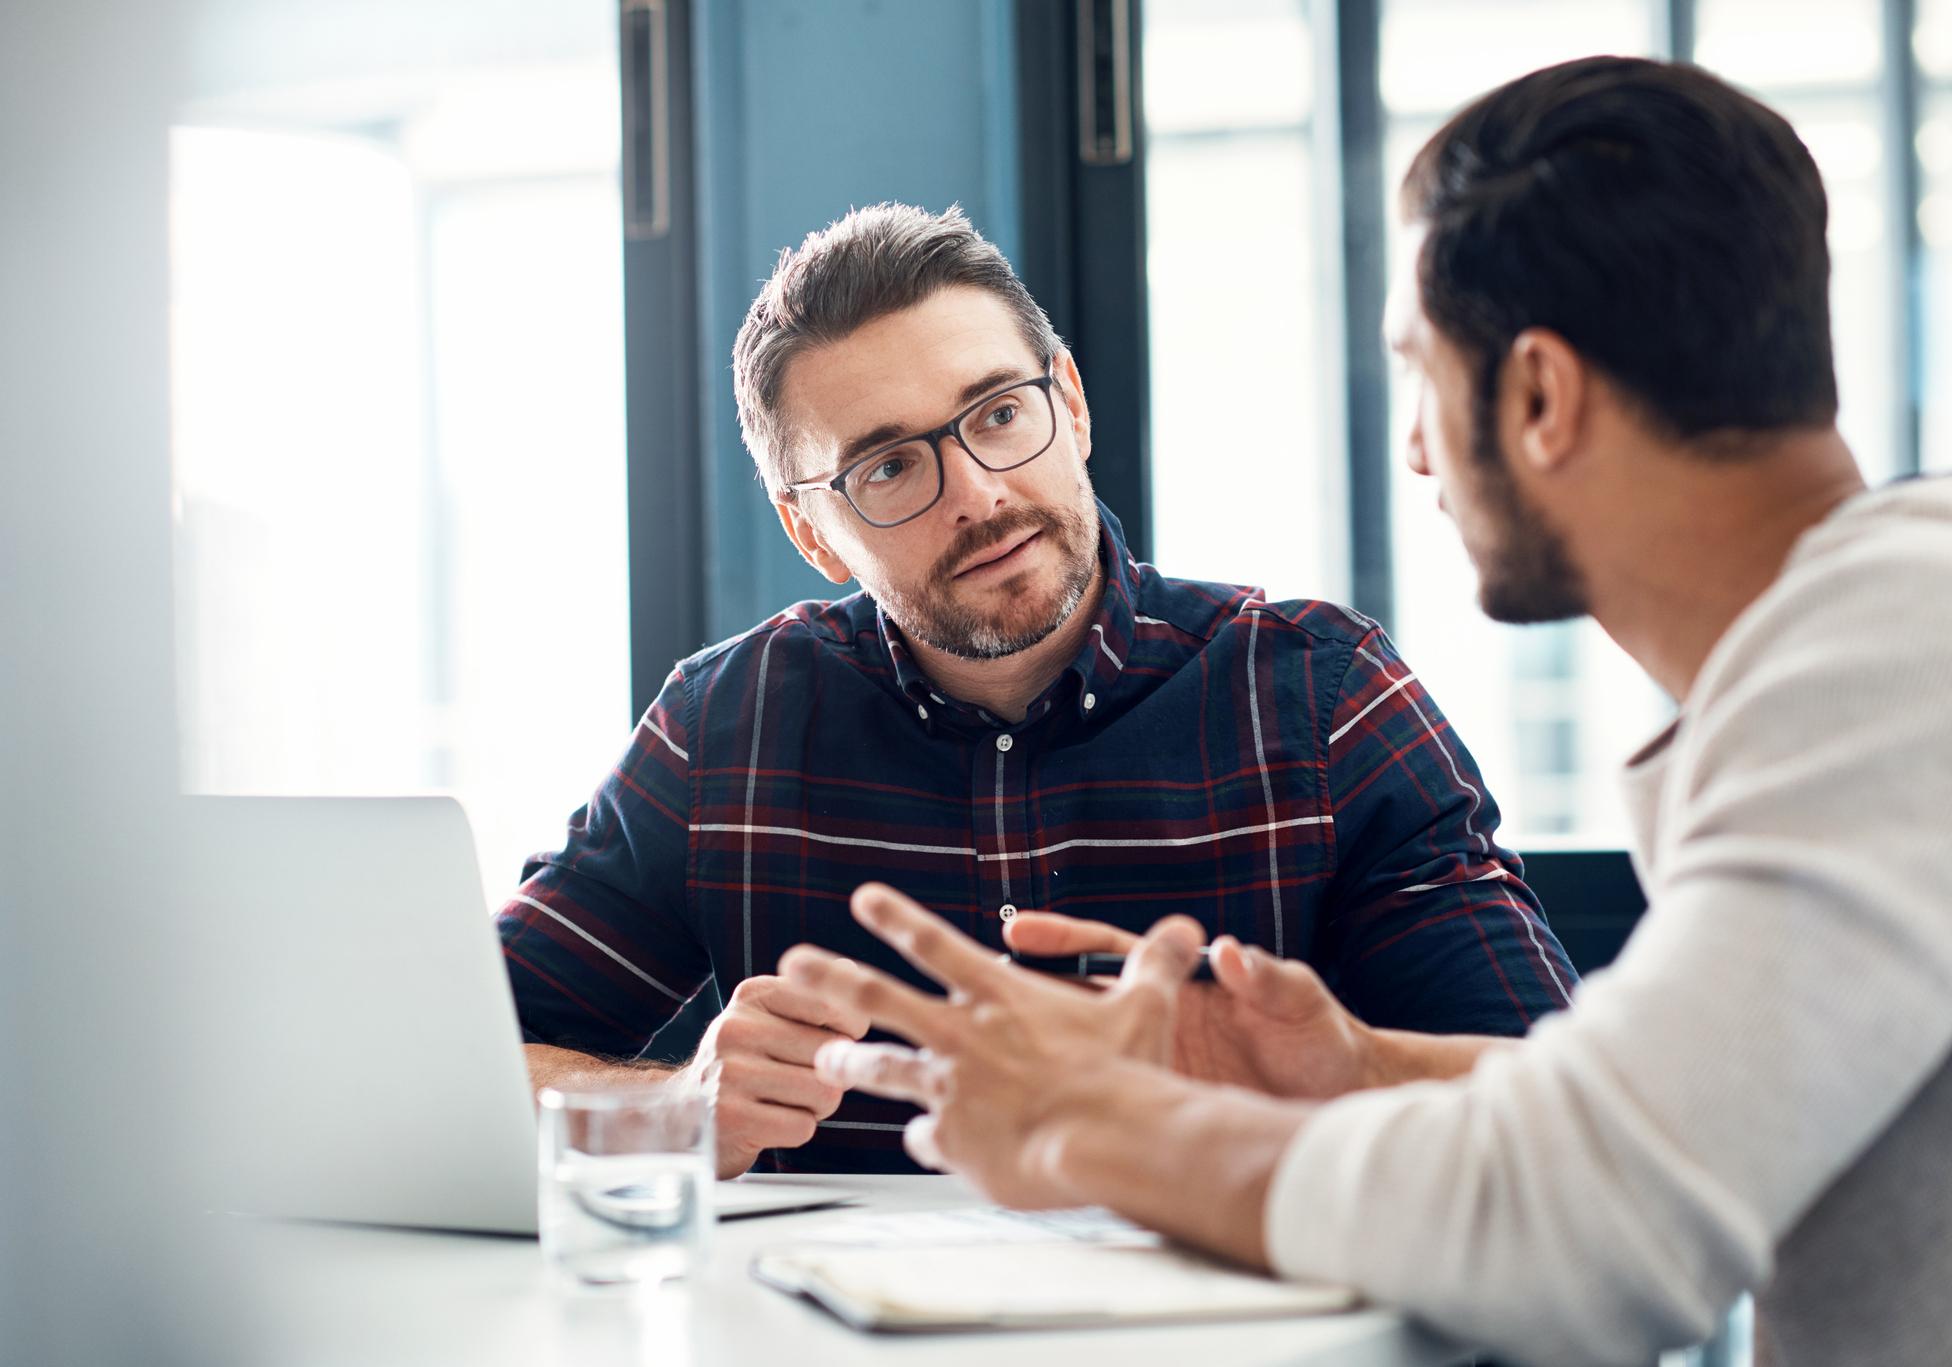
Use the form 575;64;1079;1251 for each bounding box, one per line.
937;440;1012;524
1403;420;1431;478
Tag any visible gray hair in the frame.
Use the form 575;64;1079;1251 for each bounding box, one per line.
731;202;1063;496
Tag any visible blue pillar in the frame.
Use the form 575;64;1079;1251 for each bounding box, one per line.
692;0;1022;638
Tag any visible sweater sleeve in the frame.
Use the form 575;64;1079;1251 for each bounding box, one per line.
1262;511;1952;1365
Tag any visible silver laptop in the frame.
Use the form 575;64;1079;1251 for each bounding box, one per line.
185;795;851;1234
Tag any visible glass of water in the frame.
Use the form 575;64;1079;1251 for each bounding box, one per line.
537;1084;714;1290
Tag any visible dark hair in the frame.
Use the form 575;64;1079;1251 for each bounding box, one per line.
1402;56;1838;447
732;202;1062;493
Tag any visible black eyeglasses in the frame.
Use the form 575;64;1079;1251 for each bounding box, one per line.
784;368;1059;528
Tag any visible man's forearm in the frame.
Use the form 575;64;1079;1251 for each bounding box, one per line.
1364;1029;1513;1087
522;1042;679;1098
1046;1062;1315;1270
1036;1035;1507;1268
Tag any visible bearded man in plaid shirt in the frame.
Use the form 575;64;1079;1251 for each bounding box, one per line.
498;202;1576;1176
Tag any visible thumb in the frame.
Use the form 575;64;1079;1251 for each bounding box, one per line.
1118;915;1205;998
1213;937;1329;1019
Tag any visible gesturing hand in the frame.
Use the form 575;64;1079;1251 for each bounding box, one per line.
675;975;869;1178
777;884;1205;1208
1004;911;1382;1101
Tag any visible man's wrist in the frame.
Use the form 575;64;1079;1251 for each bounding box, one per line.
1040;1060;1310;1270
522;1043;680;1098
1362;1027;1510;1086
1359;1025;1411;1089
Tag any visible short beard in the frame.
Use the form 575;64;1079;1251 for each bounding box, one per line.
1469;378;1589;624
878;501;1099;661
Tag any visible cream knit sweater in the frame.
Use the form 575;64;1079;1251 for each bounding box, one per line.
1264;478;1952;1366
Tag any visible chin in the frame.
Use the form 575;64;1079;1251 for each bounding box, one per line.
1478;578;1588;625
983;586;1069;640
960;576;1086;659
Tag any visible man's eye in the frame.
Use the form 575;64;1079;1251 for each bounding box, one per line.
863;454;915;485
981;401;1020;428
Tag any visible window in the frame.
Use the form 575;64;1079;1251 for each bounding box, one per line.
1141;0;1933;847
1917;0;1952;472
1697;0;1899;481
170;26;629;899
1143;0;1342;602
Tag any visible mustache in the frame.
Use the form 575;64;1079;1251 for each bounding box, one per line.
931;506;1060;581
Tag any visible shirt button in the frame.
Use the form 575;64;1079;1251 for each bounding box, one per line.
1083;693;1097;711
1000;904;1018;921
995;734;1013;752
917;704;929;720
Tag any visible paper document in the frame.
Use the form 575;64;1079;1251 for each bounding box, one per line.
784;1203;1156;1247
752;1205;1359;1332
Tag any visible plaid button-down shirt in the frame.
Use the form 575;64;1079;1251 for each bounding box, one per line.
498;503;1576;1171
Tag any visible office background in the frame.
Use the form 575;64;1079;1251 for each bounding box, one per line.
6;3;1931;1362
162;0;1952;913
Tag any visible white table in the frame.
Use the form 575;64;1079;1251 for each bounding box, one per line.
222;1175;1472;1366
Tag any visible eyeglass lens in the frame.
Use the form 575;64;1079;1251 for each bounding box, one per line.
842;381;1055;527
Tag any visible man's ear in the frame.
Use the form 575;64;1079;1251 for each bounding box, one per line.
1053;349;1092;464
1507;328;1586;476
775;495;855;586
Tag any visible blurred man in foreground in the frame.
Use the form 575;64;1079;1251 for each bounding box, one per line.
785;57;1952;1365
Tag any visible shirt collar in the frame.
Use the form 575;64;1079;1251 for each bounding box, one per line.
877;499;1139;728
1063;500;1138;716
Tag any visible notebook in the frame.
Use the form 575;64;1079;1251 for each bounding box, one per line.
751;1205;1359;1332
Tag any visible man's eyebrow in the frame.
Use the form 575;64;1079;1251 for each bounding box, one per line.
837;365;1035;464
836;422;909;465
953;365;1031;408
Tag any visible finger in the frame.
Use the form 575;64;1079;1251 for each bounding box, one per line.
1209;935;1254;994
716;982;859;1063
813;1040;944;1106
852;883;1007;997
1116;914;1205;1000
716;1095;820;1157
903;1113;948;1172
1002;911;1141;957
754;1015;859;1068
730;974;871;1039
721;1054;844;1116
778;943;959;1049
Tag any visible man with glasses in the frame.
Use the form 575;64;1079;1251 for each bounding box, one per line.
497;202;1575;1177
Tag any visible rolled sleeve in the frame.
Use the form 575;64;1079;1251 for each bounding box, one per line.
496;668;711;1057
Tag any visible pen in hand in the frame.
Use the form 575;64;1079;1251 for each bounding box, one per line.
1006;946;1218;984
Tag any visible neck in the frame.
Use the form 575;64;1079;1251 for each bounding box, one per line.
906;558;1106;723
1581;426;1866;701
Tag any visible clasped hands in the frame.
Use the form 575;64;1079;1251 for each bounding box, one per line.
777;883;1382;1207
